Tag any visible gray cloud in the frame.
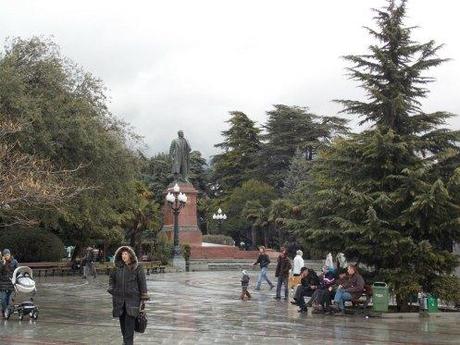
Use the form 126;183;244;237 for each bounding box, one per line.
1;0;459;158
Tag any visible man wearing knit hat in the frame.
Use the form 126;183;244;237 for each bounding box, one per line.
0;249;19;317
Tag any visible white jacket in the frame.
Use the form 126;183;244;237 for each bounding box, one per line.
293;255;305;275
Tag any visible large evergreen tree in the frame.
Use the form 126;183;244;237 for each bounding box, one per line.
211;111;261;194
260;105;347;191
291;0;460;309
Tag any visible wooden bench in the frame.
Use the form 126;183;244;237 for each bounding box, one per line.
350;284;373;309
141;261;166;274
98;261;166;275
24;260;167;276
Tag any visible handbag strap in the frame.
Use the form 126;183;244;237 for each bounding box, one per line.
139;301;145;313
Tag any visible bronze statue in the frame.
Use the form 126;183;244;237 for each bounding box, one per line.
169;130;191;182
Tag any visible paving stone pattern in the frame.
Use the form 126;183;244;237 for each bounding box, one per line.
0;271;458;344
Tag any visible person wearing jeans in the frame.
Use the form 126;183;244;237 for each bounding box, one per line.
253;246;274;290
333;288;353;311
0;249;18;317
333;265;364;315
274;247;291;300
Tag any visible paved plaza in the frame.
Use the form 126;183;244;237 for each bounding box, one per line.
0;271;459;345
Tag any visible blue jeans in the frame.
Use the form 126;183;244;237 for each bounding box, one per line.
276;276;289;298
256;267;273;289
0;290;13;312
334;288;352;311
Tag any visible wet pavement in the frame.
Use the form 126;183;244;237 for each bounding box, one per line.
0;271;459;344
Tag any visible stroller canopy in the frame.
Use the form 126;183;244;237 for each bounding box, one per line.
12;266;36;293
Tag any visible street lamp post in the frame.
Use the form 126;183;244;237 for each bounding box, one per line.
212;208;227;234
166;183;188;270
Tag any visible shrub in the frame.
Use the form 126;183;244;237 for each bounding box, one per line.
181;244;191;262
0;228;65;262
203;234;234;246
150;234;173;265
431;275;460;305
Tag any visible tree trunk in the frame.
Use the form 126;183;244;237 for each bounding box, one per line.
396;293;409;312
277;226;283;249
264;228;268;248
251;225;256;249
71;242;81;262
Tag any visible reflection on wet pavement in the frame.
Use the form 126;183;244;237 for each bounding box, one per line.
0;271;459;344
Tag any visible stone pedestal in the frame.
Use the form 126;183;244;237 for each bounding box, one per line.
161;182;203;246
169;254;186;272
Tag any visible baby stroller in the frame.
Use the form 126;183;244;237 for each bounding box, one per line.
4;266;39;320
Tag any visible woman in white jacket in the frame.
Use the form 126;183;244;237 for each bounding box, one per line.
292;250;305;276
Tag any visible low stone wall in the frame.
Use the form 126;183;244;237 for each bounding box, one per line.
189;259;323;272
190;245;280;260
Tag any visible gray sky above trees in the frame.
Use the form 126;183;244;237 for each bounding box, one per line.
1;0;459;158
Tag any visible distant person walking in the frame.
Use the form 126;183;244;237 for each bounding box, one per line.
274;247;291;300
83;247;97;279
0;249;18;317
108;246;149;345
253;246;274;290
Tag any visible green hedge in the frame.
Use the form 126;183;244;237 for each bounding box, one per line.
203;234;235;246
0;228;65;262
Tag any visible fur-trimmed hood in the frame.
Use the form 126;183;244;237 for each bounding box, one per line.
114;246;139;269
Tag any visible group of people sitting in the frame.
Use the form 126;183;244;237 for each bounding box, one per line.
291;264;364;315
246;246;365;316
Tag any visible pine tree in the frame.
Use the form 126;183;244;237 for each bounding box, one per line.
211;111;261;194
291;0;460;310
260;105;347;191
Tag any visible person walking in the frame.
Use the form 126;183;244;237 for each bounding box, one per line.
253;246;274;290
274;247;291;300
0;249;19;317
83;247;97;279
108;246;149;345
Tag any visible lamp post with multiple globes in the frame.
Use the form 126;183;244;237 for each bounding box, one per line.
165;183;188;267
212;208;227;234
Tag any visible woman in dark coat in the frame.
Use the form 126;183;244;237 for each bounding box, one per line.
0;249;19;317
108;246;149;345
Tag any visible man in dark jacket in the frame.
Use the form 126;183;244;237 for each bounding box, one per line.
0;249;19;317
274;247;291;300
333;264;364;315
292;268;320;312
253;246;274;290
108;246;149;345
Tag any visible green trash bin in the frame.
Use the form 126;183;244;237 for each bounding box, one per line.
426;295;438;313
372;282;389;312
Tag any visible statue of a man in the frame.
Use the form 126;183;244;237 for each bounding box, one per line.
169;130;191;182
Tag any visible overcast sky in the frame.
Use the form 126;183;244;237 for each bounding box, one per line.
1;0;459;158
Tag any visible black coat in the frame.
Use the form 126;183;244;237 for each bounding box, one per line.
275;255;291;278
108;246;149;318
254;254;270;268
300;269;320;288
0;258;18;291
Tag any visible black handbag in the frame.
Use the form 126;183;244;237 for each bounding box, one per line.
134;302;147;333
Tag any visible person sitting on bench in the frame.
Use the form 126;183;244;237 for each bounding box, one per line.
291;267;320;313
332;264;364;315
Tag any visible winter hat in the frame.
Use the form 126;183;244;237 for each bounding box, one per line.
242;270;248;276
3;249;11;256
